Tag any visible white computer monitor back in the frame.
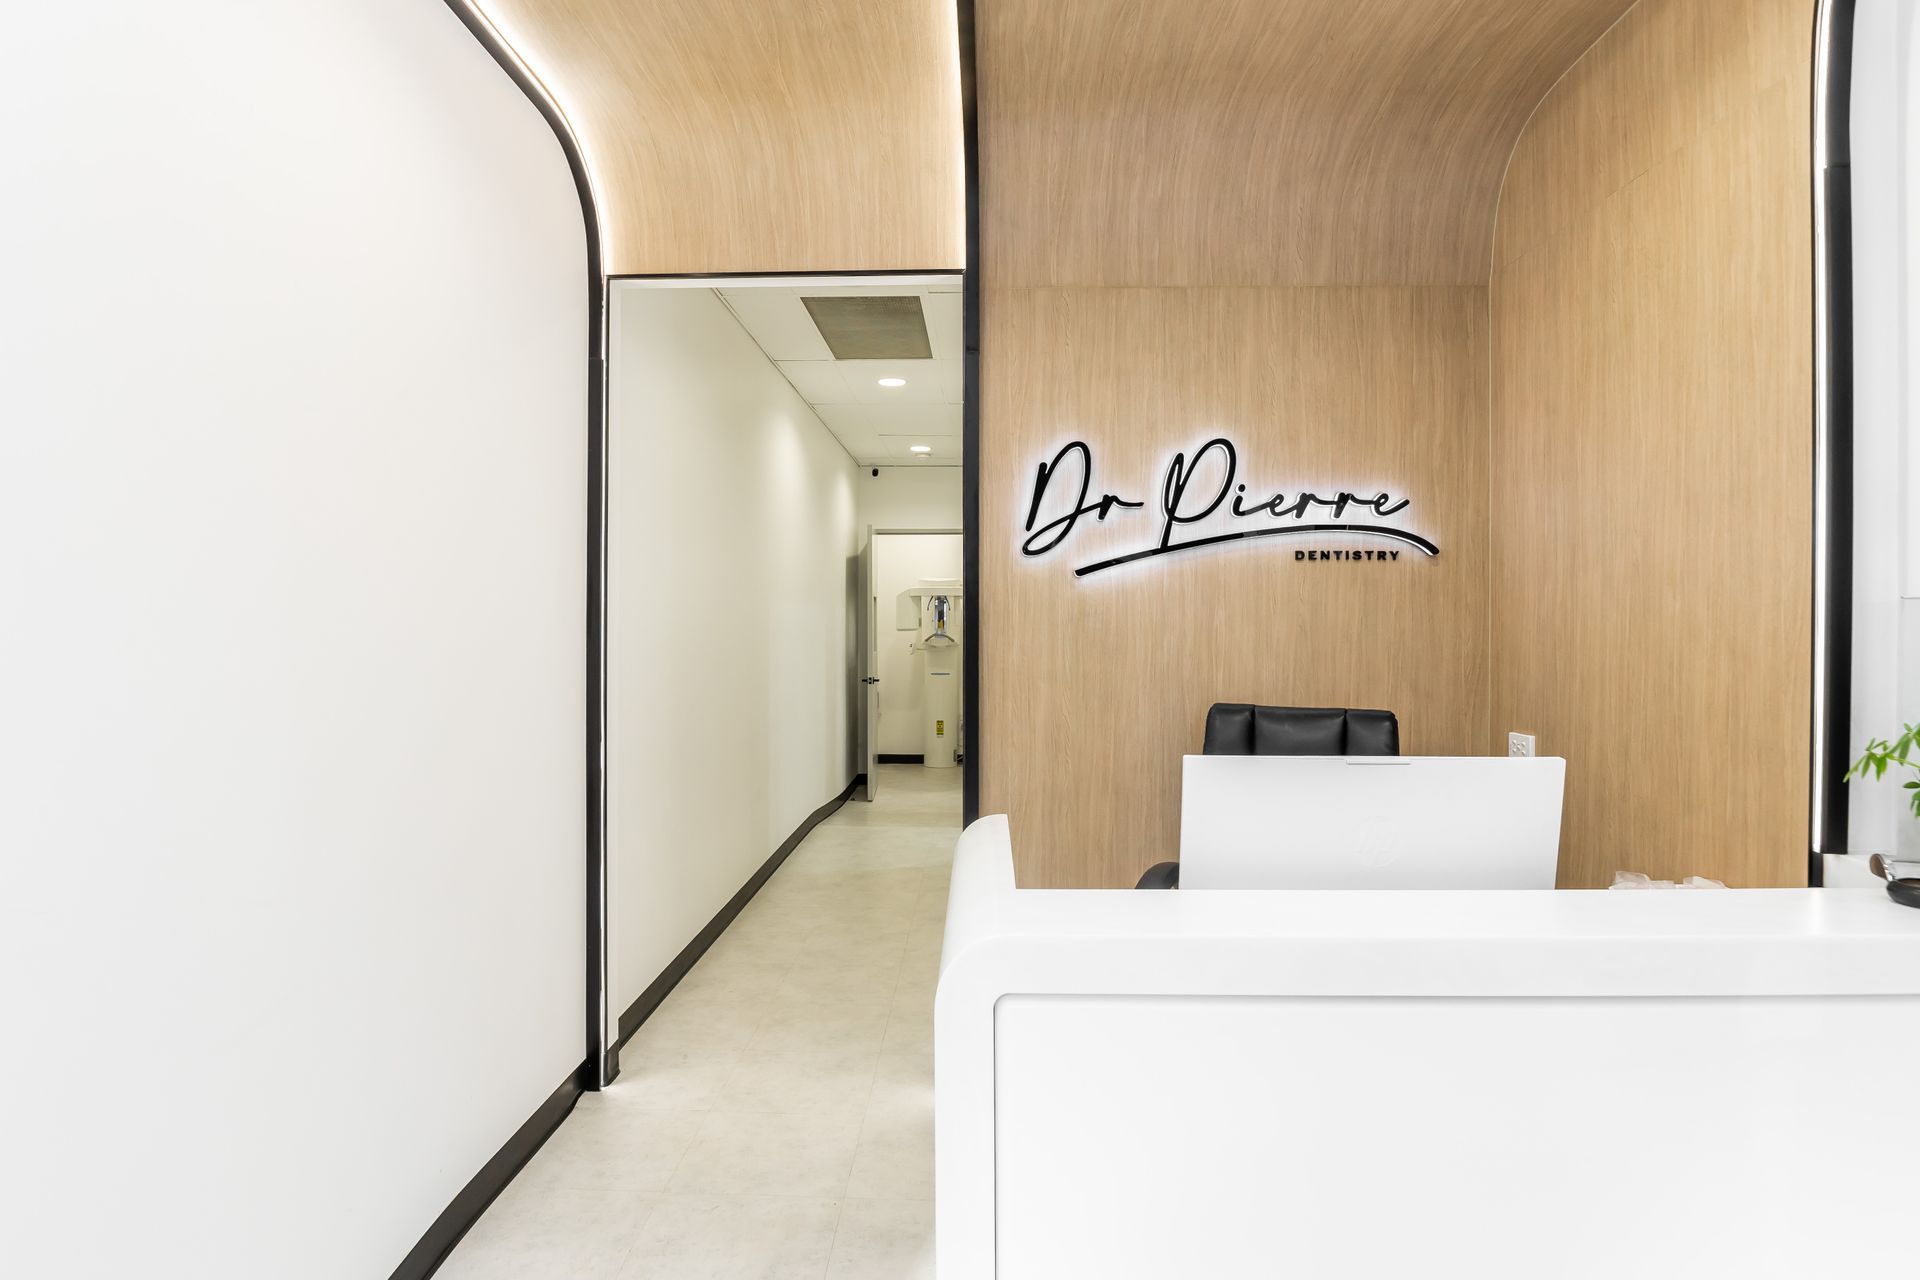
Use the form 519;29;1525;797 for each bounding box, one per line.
1178;755;1566;890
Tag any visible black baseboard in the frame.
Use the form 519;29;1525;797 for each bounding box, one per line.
608;776;862;1068
393;777;862;1275
390;1063;586;1280
877;753;925;764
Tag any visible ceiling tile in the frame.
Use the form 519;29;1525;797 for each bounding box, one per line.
864;403;961;436
694;284;967;470
837;358;945;403
881;434;949;461
921;292;962;356
776;360;851;402
813;404;873;432
720;292;832;361
840;435;890;466
933;358;964;400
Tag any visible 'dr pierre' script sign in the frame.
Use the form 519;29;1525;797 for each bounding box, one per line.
1021;437;1439;578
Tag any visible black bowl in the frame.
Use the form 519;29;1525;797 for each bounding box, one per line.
1887;877;1920;909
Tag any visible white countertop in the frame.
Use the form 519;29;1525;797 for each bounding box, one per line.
939;815;1920;1000
935;816;1920;1278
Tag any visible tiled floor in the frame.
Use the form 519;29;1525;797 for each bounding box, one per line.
440;763;958;1279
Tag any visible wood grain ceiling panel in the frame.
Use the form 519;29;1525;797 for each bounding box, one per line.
978;0;1640;286
471;0;965;274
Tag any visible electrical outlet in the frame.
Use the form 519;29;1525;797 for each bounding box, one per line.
1507;732;1536;759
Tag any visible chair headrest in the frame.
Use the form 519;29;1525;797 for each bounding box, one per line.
1202;703;1400;756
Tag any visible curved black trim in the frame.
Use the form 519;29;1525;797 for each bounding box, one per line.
1809;0;1856;883
958;0;982;827
387;1066;585;1280
437;1;612;1081
610;777;862;1056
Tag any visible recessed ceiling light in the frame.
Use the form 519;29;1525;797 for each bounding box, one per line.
909;444;933;454
877;377;907;387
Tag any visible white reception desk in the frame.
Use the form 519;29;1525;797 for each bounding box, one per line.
936;816;1920;1279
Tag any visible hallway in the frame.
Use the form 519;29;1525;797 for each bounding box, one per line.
441;764;958;1278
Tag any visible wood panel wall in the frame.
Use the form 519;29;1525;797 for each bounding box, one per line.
471;0;964;274
978;0;1638;886
473;0;1819;888
982;287;1491;887
1489;0;1815;887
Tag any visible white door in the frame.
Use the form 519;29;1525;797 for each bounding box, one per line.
860;527;880;800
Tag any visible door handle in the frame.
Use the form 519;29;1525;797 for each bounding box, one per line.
862;677;880;685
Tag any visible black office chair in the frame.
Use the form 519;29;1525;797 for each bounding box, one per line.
1135;703;1401;889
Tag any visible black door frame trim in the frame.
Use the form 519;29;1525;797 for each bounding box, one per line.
1809;0;1856;883
438;0;612;1081
958;0;982;828
598;267;963;1078
606;262;975;837
445;0;982;1095
429;2;981;1269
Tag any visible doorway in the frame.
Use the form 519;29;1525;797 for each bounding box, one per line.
596;271;968;1085
860;529;965;801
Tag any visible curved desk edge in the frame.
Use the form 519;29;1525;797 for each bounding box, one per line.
935;817;1920;1278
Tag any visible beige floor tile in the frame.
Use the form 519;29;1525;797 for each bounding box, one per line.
670;1109;863;1196
895;946;944;990
717;1045;881;1118
771;872;919;898
697;933;820;969
672;952;793;994
775;959;903;1009
438;1182;658;1279
749;999;891;1057
795;933;911;972
450;765;954;1276
879;1009;933;1055
870;1046;934;1108
722;903;821;940
846;1097;933;1201
902;924;946;956
614;1195;842;1280
887;977;936;1023
907;890;950;923
826;1198;935;1280
513;1107;707;1195
601;1051;733;1112
621;993;771;1062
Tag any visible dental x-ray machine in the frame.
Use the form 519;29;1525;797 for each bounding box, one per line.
895;579;964;768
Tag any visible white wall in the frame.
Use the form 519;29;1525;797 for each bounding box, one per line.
858;465;963;532
1849;0;1920;858
0;4;586;1276
608;285;859;1017
875;534;965;756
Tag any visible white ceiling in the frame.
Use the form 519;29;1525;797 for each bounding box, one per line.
717;280;962;466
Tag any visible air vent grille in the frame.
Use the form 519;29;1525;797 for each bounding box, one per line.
801;296;932;359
